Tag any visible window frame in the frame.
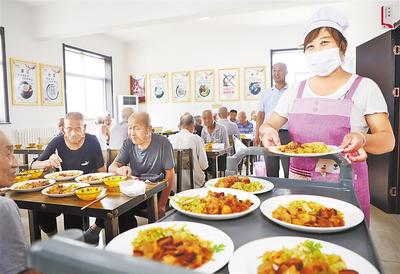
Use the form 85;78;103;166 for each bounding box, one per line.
62;43;113;117
0;27;10;124
270;47;305;87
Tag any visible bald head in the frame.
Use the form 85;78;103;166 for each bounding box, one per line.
66;112;85;123
129;111;151;127
218;107;229;119
0;130;17;187
121;107;134;121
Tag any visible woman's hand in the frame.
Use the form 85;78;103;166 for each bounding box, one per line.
340;132;367;162
260;127;281;148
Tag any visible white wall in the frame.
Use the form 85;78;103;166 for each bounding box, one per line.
0;0;128;142
126;1;390;130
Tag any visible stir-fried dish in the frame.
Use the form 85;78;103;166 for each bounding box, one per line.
174;190;253;215
215;175;263;192
132;226;224;269
46;184;80;194
14;180;51;190
273;200;345;227
278;142;330;154
47;171;81;179
258;240;358;274
77;175;103;183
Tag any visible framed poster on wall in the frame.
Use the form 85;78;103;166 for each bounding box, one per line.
129;73;146;103
40;64;64;106
10;58;39;105
149;72;169;103
244;66;265;100
171;71;191;103
194;69;215;102
218;68;239;101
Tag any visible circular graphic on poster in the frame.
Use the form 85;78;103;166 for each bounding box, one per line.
175;85;187;98
18;81;33;99
249;82;261;95
154;86;165;99
199;84;210;98
46;84;59;100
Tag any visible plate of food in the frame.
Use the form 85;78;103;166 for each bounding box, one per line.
205;175;274;195
74;173;114;184
269;141;342;157
44;170;84;181
106;221;234;273
228;236;379;274
10;179;56;193
41;182;90;197
260;194;364;233
170;187;260;220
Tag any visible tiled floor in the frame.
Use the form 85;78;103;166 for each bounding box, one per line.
20;205;400;273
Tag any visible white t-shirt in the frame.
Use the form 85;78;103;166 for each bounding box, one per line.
274;74;388;133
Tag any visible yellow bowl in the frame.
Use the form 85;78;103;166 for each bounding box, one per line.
19;169;45;179
14;174;32;183
103;175;127;187
36;144;43;149
15;144;22;149
76;186;103;201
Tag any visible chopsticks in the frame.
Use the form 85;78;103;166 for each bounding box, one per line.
80;193;108;211
55;149;62;171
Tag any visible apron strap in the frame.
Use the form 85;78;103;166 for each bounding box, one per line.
296;80;307;99
344;76;363;100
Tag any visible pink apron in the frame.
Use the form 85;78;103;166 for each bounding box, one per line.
288;76;370;224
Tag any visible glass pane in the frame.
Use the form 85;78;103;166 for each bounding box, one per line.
83;55;105;77
0;31;6;122
65;50;83;74
85;79;105;119
66;75;86;115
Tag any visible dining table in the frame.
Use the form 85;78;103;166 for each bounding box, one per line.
14;147;45;168
7;179;168;244
205;147;232;178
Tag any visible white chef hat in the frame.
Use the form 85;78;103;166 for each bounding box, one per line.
303;7;349;40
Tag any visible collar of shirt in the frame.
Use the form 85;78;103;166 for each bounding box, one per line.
271;84;288;92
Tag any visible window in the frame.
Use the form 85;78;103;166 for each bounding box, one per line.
0;27;10;123
270;48;312;87
63;44;113;119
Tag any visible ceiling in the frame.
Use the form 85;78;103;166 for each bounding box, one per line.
12;0;345;43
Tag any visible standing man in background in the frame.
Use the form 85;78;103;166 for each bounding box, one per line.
229;109;238;123
254;63;290;178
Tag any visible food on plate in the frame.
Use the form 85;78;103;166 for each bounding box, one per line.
215;175;263;192
47;171;81;179
174;190;253;215
77;175;103;183
257;240;358;274
278;141;330;154
14;180;51;190
272;200;345;227
46;184;80;194
132;225;224;269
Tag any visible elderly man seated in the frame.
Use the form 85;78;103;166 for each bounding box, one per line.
217;107;240;139
237;111;254;134
84;111;174;244
169;113;208;190
0;130;38;274
109;107;134;149
32;112;105;238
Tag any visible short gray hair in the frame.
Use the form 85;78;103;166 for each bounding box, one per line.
65;112;85;123
202;110;212;117
128;111;151;127
121;107;134;121
218;107;228;118
180;113;194;127
273;62;287;72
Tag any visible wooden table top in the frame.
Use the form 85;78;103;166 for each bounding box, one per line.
205;147;232;157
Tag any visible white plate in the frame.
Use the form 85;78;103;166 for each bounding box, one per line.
260;194;364;233
170;187;260;220
41;182;90;197
106;221;234;273
44;170;84;181
74;173;114;184
228;236;379;274
10;179;56;192
269;145;343;157
205;177;274;195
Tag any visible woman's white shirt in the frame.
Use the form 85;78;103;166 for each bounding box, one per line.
274;74;388;133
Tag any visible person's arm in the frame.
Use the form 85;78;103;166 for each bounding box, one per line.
197;138;209;170
341;113;395;162
109;160;131;176
254;111;265;145
108;140;131;176
158;168;174;217
259;112;287;148
31;139;61;169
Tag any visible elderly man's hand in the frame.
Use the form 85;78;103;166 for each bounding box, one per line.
46;154;62;169
117;166;132;177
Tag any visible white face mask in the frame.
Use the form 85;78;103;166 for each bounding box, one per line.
305;47;342;76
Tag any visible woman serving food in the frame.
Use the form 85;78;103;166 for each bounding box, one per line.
259;7;395;223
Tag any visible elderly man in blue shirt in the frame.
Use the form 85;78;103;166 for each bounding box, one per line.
254;63;290;178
